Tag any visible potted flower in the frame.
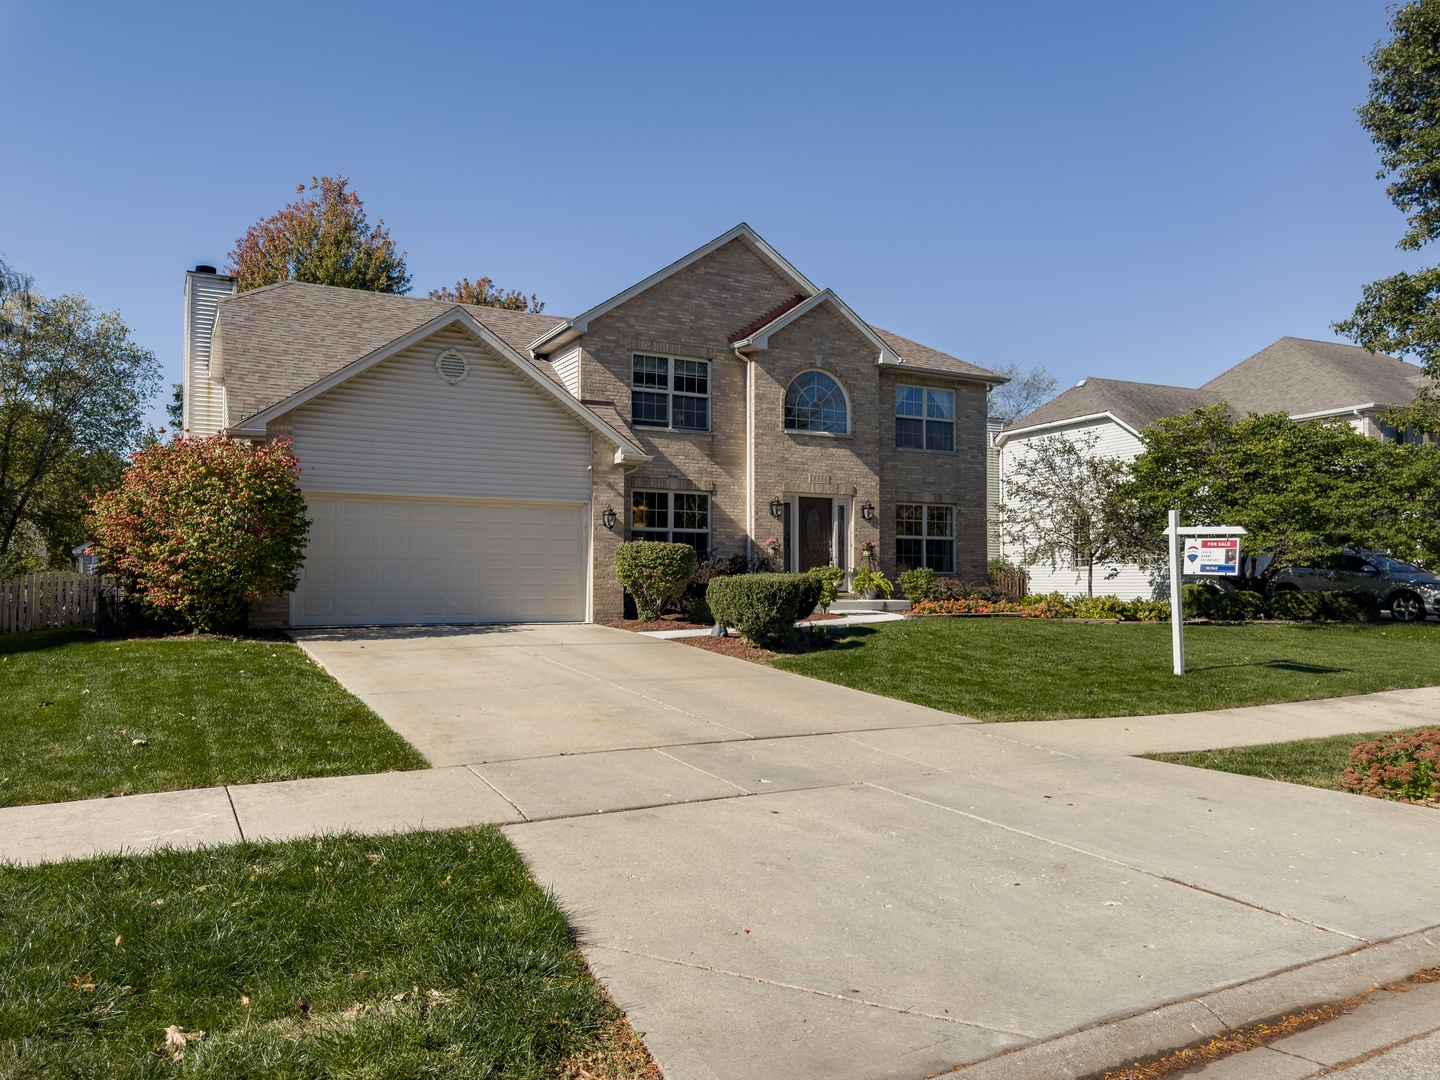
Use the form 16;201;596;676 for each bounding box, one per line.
852;566;893;601
761;536;783;570
859;539;878;570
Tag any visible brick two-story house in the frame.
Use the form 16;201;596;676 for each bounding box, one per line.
183;224;1002;627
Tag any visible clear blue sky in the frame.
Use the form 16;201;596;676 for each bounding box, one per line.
0;1;1423;428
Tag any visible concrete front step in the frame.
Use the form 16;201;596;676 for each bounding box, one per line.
829;597;911;613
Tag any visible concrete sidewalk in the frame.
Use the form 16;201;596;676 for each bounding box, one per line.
2;624;1437;1080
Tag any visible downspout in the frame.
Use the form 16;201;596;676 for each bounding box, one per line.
739;347;755;566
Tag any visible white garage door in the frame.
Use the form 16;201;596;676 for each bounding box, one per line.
291;494;587;627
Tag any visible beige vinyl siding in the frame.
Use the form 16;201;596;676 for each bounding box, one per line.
182;272;234;437
290;325;592;502
999;418;1159;600
552;347;581;397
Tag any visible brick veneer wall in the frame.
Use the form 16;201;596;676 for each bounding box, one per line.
573;238;991;582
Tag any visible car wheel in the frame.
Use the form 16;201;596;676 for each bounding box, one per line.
1272;583;1299;592
1390;591;1425;623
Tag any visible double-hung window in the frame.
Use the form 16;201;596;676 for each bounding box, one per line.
895;504;955;573
895;386;955;451
631;354;710;431
631;490;711;554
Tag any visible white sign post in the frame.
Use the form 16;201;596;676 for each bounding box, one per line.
1164;511;1247;676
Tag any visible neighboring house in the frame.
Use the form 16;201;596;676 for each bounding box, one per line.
995;337;1432;599
183;224;1004;628
73;542;99;575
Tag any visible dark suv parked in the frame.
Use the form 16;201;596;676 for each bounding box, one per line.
1268;551;1440;623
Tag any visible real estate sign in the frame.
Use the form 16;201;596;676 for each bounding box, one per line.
1184;536;1240;576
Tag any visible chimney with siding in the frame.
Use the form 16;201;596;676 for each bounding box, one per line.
182;265;236;436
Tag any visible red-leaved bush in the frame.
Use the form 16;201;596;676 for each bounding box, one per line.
1340;728;1440;803
88;436;310;632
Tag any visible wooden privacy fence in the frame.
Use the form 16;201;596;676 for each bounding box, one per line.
1;573;102;634
993;567;1028;598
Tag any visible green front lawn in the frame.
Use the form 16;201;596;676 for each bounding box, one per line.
771;618;1440;721
0;827;651;1078
1;630;427;807
1148;727;1432;790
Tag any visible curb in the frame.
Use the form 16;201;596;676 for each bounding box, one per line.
948;926;1440;1080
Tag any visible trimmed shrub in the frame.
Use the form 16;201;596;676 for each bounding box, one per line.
88;435;310;632
808;566;845;611
1125;598;1171;622
684;555;744;622
706;573;823;647
1267;589;1380;623
1181;583;1219;619
615;541;697;622
1213;590;1266;622
898;567;937;602
1341;728;1440;803
1072;595;1129;620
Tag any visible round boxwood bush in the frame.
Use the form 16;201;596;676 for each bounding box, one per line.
706;573;823;647
615;541;697;621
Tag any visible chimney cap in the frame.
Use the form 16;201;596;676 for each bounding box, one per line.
194;264;217;274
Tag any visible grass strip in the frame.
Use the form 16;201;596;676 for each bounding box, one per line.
0;826;654;1078
769;619;1440;721
0;630;429;808
1147;727;1435;790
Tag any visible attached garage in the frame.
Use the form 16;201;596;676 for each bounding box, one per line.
291;495;587;627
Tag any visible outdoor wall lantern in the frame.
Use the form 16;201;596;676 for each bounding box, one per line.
601;505;617;530
769;496;785;518
860;501;875;521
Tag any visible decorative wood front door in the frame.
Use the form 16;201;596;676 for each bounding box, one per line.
797;497;833;572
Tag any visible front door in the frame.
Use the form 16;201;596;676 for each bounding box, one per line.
797;497;833;572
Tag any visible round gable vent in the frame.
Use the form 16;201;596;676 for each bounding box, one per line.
435;348;470;385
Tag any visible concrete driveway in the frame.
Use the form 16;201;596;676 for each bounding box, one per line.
295;625;1440;1080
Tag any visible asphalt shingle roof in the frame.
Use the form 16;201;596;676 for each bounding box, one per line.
868;326;1001;381
1006;378;1224;433
1200;336;1427;416
215;281;567;426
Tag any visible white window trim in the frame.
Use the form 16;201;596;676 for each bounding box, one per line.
784;368;852;437
631;353;712;434
895;502;957;572
895;384;956;454
630;489;712;551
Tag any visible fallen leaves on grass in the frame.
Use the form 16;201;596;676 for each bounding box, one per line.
67;972;96;992
161;1025;204;1060
557;1016;663;1080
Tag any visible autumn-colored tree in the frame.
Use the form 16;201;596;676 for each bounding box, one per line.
88;436;310;632
227;176;411;294
427;276;544;313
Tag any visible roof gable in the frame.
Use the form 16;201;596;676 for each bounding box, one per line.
229;305;648;462
1003;378;1224;440
215;280;567;426
529;223;818;354
1201;336;1425;416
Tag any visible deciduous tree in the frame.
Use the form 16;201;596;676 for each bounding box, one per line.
1333;1;1440;432
228;176;411;294
0;260;159;576
996;430;1129;596
88;436;310;632
427;276;544;313
1111;405;1440;585
987;362;1058;426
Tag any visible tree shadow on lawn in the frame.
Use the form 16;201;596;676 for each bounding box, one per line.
0;628;95;657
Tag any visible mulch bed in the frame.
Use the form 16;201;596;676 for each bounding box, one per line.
674;627;847;662
803;612;845;622
607;615;712;632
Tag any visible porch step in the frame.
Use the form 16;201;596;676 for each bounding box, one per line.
829;598;912;613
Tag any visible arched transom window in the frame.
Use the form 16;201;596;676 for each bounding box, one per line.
784;370;848;434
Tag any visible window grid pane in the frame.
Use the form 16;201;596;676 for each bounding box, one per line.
672;395;708;431
925;420;955;452
926;506;954;538
785;371;848;434
632;355;668;389
895;538;924;572
673;493;709;531
673;359;708;395
896;504;924;537
631;491;668;531
896;417;924;449
926;389;955;420
926;539;955;574
631;391;669;427
896;386;923;417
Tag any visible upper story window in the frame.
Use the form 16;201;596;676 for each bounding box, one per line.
632;354;710;432
896;386;955;452
784;370;849;435
631;490;711;555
